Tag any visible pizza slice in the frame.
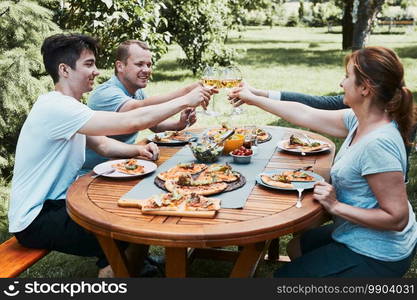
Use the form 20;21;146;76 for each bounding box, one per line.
111;159;145;175
195;163;239;183
284;134;329;152
261;170;316;188
261;173;293;188
138;192;221;218
157;163;207;181
165;174;228;196
184;193;221;211
153;131;193;143
255;128;269;142
141;191;185;212
285;170;315;182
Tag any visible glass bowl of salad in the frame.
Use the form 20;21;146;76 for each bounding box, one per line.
189;141;224;163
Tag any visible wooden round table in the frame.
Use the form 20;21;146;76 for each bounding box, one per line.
67;127;335;277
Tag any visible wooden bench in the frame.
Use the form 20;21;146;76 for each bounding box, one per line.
0;236;49;278
378;19;414;26
377;18;414;32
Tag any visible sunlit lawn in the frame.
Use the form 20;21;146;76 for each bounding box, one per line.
3;25;417;278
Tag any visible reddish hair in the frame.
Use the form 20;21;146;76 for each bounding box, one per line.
345;46;416;144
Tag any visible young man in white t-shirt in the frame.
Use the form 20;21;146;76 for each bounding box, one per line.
8;33;213;277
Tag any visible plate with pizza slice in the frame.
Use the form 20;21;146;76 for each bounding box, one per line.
256;168;324;190
147;131;197;145
93;159;157;178
118;192;221;218
278;134;330;155
205;126;272;144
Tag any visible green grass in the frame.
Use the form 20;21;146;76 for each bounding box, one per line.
1;26;417;278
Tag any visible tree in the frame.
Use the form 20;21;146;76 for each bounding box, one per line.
299;0;305;20
0;0;59;180
162;0;238;75
337;0;385;50
342;0;354;50
55;0;171;68
351;0;385;50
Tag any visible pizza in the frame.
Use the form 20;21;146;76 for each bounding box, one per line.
157;163;207;181
119;192;221;218
206;124;270;143
141;191;186;211
111;159;145;175
254;128;270;142
234;127;270;142
152;131;193;143
184;193;221;211
165;174;228;196
261;174;293;188
283;134;329;152
261;170;315;188
195;163;239;183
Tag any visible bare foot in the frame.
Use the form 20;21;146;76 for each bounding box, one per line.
98;265;114;278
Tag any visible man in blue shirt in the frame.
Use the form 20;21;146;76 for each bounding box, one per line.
84;40;203;169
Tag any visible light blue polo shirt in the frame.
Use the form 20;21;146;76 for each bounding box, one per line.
330;110;417;261
82;75;147;170
9;92;94;232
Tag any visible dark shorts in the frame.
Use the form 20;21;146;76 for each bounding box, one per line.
274;224;417;278
14;200;109;268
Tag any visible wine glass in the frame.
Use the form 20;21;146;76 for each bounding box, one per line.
223;66;243;116
199;66;220;117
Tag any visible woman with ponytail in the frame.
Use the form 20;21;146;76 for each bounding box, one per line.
230;46;417;277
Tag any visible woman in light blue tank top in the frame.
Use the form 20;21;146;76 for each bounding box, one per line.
229;46;417;277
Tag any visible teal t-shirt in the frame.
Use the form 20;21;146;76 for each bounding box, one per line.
331;110;417;261
9;92;94;232
82;75;146;170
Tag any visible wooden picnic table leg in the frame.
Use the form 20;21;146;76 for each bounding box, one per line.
165;247;188;278
230;241;270;278
267;238;280;260
96;235;131;277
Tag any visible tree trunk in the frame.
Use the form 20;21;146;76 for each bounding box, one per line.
352;0;385;51
342;0;354;50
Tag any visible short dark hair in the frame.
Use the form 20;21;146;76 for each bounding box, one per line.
41;34;99;83
114;40;150;74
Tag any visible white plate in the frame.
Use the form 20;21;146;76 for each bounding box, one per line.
147;131;197;145
256;169;324;191
93;159;157;178
277;139;330;155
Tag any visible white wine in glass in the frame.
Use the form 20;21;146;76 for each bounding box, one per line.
199;66;220;117
223;66;243;116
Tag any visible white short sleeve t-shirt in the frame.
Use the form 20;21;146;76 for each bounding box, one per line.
8;91;94;233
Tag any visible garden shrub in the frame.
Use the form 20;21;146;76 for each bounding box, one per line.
0;0;59;180
162;0;239;75
0;179;10;241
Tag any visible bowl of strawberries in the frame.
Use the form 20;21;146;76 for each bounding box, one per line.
230;146;253;164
